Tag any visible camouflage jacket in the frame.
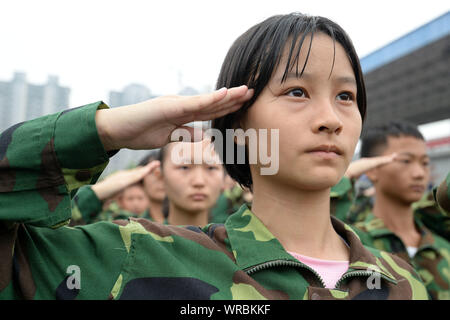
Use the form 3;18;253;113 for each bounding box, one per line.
211;186;249;224
333;181;449;240
330;177;355;222
352;213;450;300
0;101;429;300
70;185;160;226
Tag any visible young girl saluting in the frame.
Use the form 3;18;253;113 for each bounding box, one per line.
0;13;431;300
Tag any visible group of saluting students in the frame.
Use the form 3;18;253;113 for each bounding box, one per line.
0;12;448;300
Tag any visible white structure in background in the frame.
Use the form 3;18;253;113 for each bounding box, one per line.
0;72;70;131
419;119;450;186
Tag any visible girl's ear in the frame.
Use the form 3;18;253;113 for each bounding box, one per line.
154;166;163;178
233;115;249;146
233;129;247;146
365;168;378;184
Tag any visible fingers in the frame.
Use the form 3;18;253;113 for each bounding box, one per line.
372;153;398;166
191;85;254;118
137;160;161;178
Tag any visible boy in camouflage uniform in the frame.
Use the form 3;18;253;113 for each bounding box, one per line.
348;121;449;299
0;14;430;300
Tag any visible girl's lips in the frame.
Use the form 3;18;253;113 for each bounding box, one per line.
409;185;425;193
190;193;207;201
308;151;340;160
306;144;343;155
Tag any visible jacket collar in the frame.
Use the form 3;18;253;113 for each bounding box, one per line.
359;212;439;251
225;204;397;282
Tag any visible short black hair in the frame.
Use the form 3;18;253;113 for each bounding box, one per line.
138;149;161;166
360;120;425;158
212;12;366;189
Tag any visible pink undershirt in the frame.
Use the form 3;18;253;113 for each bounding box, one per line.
288;251;349;289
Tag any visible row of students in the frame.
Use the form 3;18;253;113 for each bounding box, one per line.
1;12;448;300
334;120;449;300
71;139;242;226
70;118;450;299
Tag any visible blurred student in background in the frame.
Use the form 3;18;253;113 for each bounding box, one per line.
158;139;225;227
350;120;449;299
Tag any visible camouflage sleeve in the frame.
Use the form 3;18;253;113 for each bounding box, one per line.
330;176;355;222
434;171;450;216
0;101;111;228
0;102;129;299
410;173;450;240
70;185;104;225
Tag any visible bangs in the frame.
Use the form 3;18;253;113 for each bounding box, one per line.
213;12;366;189
246;14;338;88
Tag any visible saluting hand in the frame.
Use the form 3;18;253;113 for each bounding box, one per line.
91;161;161;201
344;153;398;180
95;86;253;151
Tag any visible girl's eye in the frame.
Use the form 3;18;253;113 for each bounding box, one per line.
336;92;355;102
179;166;189;170
286;88;306;98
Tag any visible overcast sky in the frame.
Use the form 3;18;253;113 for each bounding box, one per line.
0;0;448;108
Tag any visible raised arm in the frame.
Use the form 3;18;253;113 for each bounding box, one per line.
0;87;253;299
71;163;159;225
331;154;397;222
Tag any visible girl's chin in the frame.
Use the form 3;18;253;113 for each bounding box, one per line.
271;169;343;190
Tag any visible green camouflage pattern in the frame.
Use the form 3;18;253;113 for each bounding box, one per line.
330;177;355;222
413;189;450;240
352;213;450;300
0;102;429;300
210;185;250;224
348;191;449;240
69;185;157;226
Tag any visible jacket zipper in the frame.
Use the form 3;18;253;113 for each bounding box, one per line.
244;260;398;291
244;260;327;288
334;270;398;289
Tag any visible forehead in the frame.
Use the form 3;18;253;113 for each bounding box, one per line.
271;32;355;83
384;136;428;156
123;185;145;195
166;140;222;165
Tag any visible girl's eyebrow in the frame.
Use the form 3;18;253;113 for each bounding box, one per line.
277;72;357;86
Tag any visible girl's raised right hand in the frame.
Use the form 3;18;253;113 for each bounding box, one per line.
95;85;253;152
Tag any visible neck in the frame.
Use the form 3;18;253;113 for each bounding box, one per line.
250;176;349;261
167;203;209;227
148;199;165;224
372;190;417;235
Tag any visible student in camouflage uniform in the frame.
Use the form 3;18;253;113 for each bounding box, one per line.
330;154;395;223
0;13;430;300
138;150;167;222
157;139;225;227
70;164;166;225
348;121;449;299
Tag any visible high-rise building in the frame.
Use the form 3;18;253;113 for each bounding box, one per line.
103;83;156;176
0;72;70;131
108;83;153;107
102;84;206;177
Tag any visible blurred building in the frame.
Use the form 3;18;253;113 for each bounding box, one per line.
108;83;154;107
102;83;156;176
101;84;207;177
0;72;70;131
359;11;450;185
